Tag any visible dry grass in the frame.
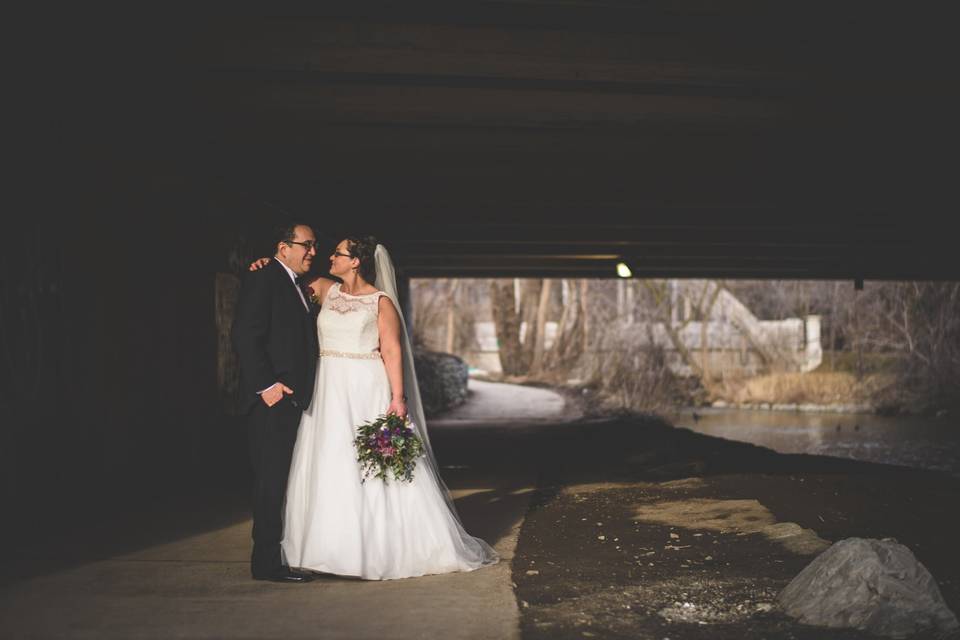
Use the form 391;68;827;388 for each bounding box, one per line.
714;371;895;405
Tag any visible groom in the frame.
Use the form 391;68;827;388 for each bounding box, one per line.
232;222;319;582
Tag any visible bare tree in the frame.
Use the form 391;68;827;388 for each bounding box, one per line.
649;281;700;375
581;279;682;412
540;279;587;379
410;279;449;350
418;276;960;413
827;281;842;370
444;280;460;353
872;282;960;407
518;280;544;372
697;280;724;385
529;279;553;375
489;279;525;375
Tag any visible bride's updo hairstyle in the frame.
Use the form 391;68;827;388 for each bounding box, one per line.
344;235;379;284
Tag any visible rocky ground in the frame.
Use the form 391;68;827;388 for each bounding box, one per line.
480;416;960;640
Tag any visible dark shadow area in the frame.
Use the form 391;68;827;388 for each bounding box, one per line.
0;412;534;588
3;403;958;639
462;415;960;639
0;412;911;574
0;446;252;588
430;415;916;481
4;7;959;637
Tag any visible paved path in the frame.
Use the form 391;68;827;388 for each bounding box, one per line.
0;469;535;640
0;380;575;639
8;407;959;639
436;379;576;422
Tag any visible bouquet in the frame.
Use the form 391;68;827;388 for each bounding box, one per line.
354;413;425;483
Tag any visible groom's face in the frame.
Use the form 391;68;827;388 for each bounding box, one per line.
276;225;317;275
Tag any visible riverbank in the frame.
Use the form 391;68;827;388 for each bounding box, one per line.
507;415;960;639
707;399;955;418
709;399;876;413
707;369;959;417
671;406;960;478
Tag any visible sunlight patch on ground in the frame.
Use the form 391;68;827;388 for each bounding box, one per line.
561;478;707;497
560;482;644;495
633;498;829;555
658;478;707;490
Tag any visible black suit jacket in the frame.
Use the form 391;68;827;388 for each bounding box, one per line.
231;260;319;415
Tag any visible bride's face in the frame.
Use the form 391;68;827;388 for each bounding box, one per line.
329;240;358;277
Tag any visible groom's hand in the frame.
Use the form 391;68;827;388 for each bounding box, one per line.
261;382;294;407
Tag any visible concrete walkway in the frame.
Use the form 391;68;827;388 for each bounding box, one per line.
8;404;959;639
436;379;576;422
0;380;579;639
0;470;535;640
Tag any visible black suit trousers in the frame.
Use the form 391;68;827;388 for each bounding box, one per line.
247;398;302;576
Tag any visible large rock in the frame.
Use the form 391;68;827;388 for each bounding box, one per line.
778;537;959;638
413;350;469;416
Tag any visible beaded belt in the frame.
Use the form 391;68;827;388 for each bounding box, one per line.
319;349;381;360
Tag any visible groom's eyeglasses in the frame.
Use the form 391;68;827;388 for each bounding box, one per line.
286;240;319;251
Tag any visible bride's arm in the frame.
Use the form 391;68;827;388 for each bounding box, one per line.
306;277;336;305
247;259;335;304
378;296;407;418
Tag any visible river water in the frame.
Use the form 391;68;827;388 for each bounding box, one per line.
669;408;960;476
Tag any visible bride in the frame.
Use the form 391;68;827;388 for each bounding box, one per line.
252;235;497;580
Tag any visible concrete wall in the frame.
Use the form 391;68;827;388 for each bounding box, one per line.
0;182;275;545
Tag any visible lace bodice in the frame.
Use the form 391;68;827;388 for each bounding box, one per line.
318;283;385;354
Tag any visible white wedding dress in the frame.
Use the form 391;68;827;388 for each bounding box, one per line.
281;281;497;580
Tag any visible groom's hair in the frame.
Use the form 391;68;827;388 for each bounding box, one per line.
272;221;312;251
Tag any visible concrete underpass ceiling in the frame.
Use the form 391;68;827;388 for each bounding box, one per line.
50;3;959;279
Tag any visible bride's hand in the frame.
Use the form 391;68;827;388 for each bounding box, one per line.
386;398;407;419
249;257;271;271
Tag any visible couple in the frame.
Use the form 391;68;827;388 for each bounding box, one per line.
231;223;498;582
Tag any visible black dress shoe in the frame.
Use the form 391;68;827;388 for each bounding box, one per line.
253;568;314;583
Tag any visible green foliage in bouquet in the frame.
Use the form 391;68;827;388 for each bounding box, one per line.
354;413;425;483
